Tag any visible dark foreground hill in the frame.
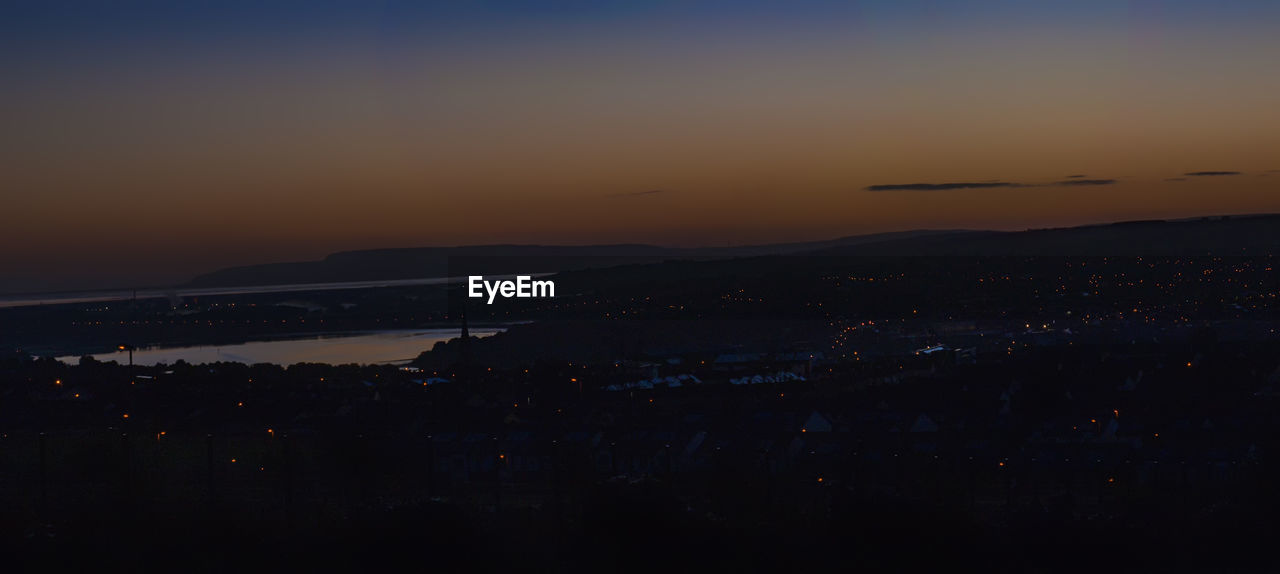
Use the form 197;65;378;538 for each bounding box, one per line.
813;214;1280;257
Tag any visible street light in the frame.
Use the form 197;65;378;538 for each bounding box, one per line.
119;344;135;386
118;344;135;367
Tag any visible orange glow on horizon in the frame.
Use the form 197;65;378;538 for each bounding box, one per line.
4;7;1279;293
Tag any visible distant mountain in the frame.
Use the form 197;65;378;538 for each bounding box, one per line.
186;244;674;288
184;214;1280;289
182;230;963;288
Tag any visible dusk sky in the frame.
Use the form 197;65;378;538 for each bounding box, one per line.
4;1;1279;292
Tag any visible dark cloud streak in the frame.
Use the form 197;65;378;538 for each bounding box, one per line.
866;178;1118;192
1184;171;1240;176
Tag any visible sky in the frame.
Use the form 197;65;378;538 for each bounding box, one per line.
3;1;1279;292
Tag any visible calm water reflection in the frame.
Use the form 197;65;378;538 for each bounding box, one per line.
56;328;500;366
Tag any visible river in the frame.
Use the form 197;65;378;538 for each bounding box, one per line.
54;327;501;366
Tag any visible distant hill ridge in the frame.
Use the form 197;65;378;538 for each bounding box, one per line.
813;214;1280;257
185;215;1280;288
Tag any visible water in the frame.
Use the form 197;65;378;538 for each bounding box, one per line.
55;328;501;367
0;277;459;309
0;273;552;309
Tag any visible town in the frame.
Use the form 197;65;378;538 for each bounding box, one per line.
2;253;1277;570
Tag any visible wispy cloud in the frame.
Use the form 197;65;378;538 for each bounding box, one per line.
1064;174;1088;179
865;177;1118;192
865;182;1020;192
1184;171;1240;176
1049;179;1116;186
